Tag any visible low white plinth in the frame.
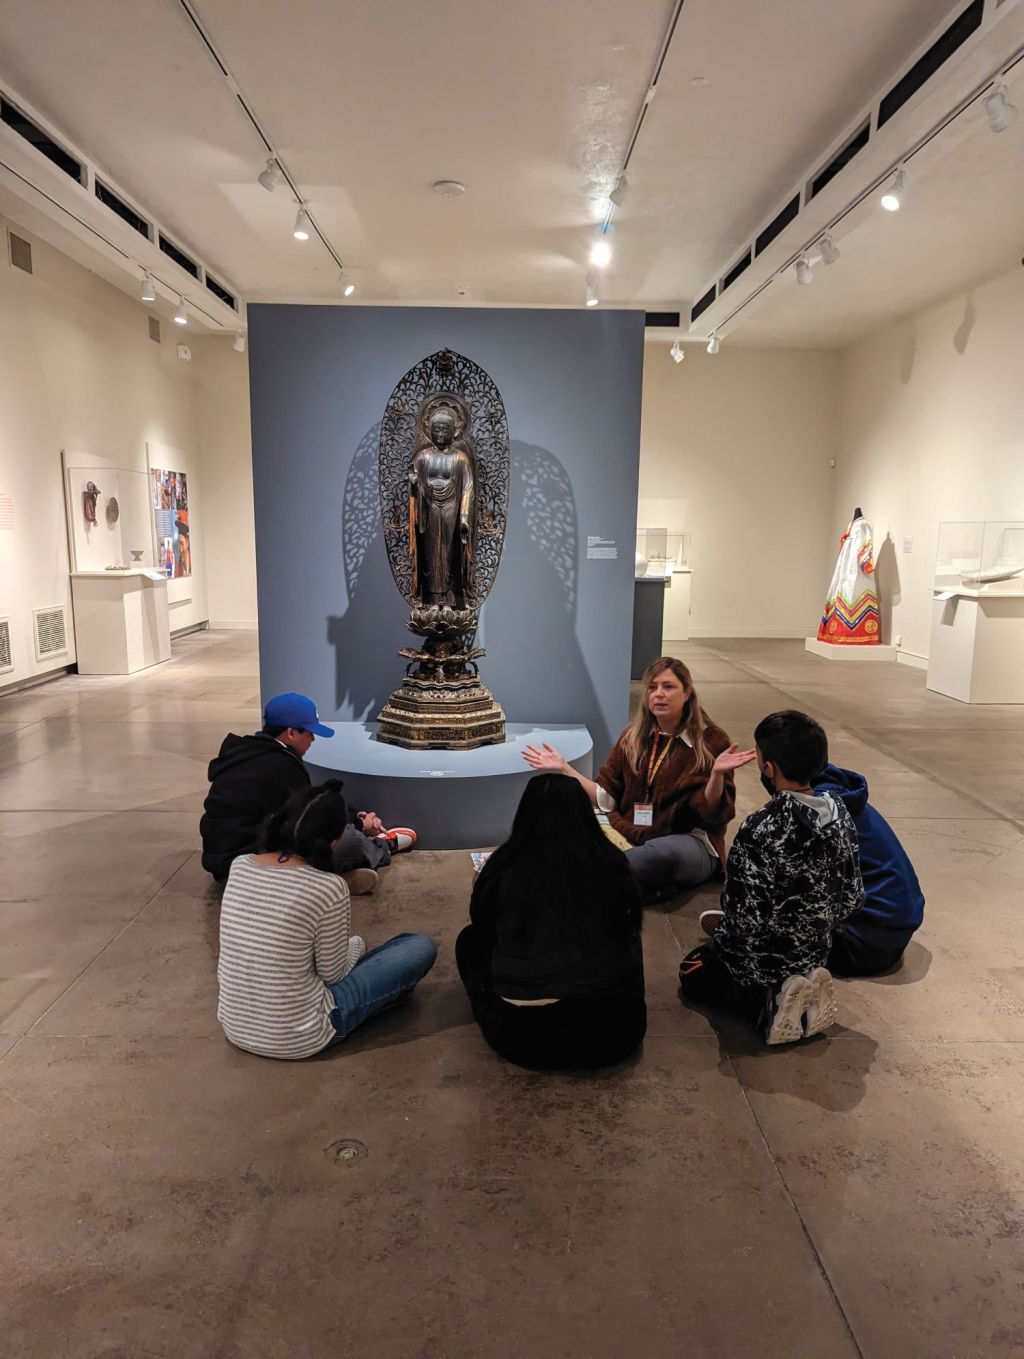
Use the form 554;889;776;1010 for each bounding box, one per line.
663;568;692;643
927;591;1024;703
70;571;171;675
307;722;593;850
805;638;897;662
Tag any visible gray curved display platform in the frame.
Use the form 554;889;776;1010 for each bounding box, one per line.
306;722;594;850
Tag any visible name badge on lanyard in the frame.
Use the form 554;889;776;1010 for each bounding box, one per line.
635;733;673;827
633;802;654;827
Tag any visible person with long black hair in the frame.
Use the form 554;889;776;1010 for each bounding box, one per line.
455;772;646;1070
217;780;437;1060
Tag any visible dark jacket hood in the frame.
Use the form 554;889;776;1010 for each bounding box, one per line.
206;732;301;784
811;763;869;817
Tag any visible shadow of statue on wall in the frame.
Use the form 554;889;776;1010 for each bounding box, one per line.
874;532;901;645
327;430;606;752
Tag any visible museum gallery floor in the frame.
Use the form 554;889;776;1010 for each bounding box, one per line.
2;629;1023;1358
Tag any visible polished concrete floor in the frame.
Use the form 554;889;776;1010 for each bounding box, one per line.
2;630;1023;1358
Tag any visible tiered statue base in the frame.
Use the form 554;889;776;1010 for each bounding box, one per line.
376;675;506;750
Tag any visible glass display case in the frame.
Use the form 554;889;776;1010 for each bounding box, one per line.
65;465;156;573
636;528;691;570
935;521;1024;593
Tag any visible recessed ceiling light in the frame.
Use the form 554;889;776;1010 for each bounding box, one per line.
880;168;907;212
983;83;1018;133
795;257;813;286
173;296;188;325
690;76;710;87
293;207;312;240
670;340;685;363
258;157;283;192
432;180;466;197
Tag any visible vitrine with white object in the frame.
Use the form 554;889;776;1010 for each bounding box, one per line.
934;521;1024;593
636;527;692;641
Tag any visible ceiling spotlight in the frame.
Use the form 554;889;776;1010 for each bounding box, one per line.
585;274;599;307
706;333;720;354
590;232;613;269
983;83;1018;133
880;168;907;212
232;331;246;353
795;257;813;286
173;296;188;326
609;176;629;209
344;283;355;297
140;271;156;302
819;233;840;265
293;207;312;240
258;157;283;192
670;340;684;363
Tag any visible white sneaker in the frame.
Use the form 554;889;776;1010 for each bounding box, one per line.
699;909;725;937
803;967;837;1037
762;975;809;1046
342;868;378;896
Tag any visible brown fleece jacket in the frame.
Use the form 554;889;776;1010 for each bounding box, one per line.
597;721;737;859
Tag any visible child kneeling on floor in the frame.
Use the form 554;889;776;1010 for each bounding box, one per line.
679;710;863;1046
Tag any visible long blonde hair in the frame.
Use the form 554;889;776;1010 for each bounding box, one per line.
621;657;714;775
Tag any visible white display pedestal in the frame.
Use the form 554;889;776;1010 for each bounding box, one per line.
663;568;692;642
804;638;897;662
926;589;1024;704
70;571;172;676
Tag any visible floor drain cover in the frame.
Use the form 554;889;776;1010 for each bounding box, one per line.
325;1138;368;1166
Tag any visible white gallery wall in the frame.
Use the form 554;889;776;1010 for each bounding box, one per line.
834;265;1024;663
0;222;208;688
640;344;841;637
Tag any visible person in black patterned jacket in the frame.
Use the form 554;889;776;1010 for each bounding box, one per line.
679;710;863;1046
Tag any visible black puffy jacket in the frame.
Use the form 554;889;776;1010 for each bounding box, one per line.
199;734;310;881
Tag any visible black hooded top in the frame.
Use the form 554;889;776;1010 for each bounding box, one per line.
199;733;310;881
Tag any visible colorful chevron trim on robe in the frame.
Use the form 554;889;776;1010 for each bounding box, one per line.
817;590;880;645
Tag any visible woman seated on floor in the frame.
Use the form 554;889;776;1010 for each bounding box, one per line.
217;780;437;1060
456;772;646;1071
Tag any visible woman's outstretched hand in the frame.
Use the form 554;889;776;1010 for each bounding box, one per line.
522;742;569;774
712;744;757;774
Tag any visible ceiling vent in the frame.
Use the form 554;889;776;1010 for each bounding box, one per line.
644;311;681;328
158;233;200;279
690;284;717;326
95;179;152;240
0;92;84;184
878;0;985;128
0;618;13;674
33;605;68;662
9;231;32;274
755;194;800;257
808;121;871;202
720;250;752;291
148;315;161;343
205;273;236;310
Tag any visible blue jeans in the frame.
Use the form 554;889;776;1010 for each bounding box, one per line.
326;933;438;1044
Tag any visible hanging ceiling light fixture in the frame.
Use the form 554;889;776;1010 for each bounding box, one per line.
585;274;599;307
293;207;312;240
670;340;684;363
795;257;813;286
232;332;246;353
258;157;283;192
880;167;907;212
983;83;1018;133
590;230;613;269
173;296;188;326
819;233;840;265
706;333;720;354
140;272;156;302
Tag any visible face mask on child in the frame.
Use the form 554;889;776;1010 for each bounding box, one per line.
760;770;777;796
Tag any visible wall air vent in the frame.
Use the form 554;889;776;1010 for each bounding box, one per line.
878;0;984;128
690;284;717;325
0;94;84;184
9;231;32;274
148;315;161;344
0;618;12;674
644;311;681;328
95;179;152;239
33;605;68;662
720;250;752;292
755;194;800;257
158;234;200;279
809;121;870;202
205;273;236;309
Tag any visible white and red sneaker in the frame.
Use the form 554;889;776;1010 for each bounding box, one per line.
383;827;417;854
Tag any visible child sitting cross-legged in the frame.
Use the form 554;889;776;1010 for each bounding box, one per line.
679;710;863;1046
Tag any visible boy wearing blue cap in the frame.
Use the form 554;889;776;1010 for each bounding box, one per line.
200;693;414;887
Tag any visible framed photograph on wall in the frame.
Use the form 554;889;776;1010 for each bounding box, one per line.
150;467;191;579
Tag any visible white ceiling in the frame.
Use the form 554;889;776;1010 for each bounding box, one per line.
0;0;1021;345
